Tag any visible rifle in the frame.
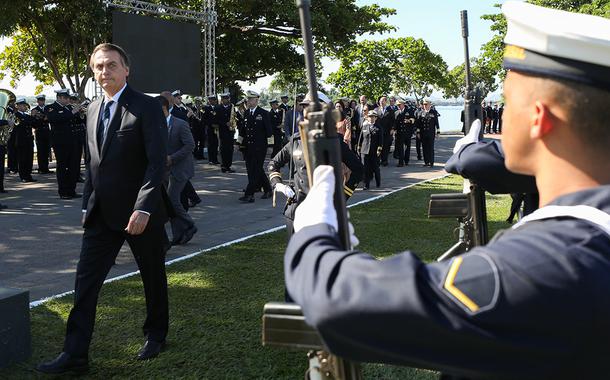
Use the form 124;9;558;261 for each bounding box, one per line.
428;10;488;261
262;1;361;379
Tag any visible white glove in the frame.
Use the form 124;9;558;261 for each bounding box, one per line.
275;183;295;199
294;165;338;233
293;166;360;249
453;119;482;154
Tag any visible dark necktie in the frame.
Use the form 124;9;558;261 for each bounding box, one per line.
97;100;114;152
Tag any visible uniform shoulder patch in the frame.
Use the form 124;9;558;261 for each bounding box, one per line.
441;253;499;314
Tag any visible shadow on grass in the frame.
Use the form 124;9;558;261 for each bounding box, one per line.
0;175;513;379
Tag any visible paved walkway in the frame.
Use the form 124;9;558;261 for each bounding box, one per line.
0;135;461;300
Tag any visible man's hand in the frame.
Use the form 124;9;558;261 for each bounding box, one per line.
453;119;481;153
125;211;150;235
166;156;172;167
275;183;295;199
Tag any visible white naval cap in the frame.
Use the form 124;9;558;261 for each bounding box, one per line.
54;88;70;96
503;1;610;89
245;90;260;98
302;91;331;105
172;90;182;96
15;97;27;104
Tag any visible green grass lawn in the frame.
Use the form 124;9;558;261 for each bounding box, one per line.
1;175;512;379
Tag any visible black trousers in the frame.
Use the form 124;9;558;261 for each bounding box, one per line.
180;180;200;211
54;142;77;196
362;153;380;187
17;141;34;180
206;126;219;163
492;119;499;133
415;135;422;159
270;129;283;159
0;145;5;190
70;138;84;181
219;131;234;169
36;132;51;172
379;130;392;163
192;125;205;159
63;213;169;357
7;132;17;172
421;132;435;165
394;131;413;165
244;147;271;196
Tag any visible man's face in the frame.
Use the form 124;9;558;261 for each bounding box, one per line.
271;103;278;110
175;95;182;105
360;95;366;104
247;97;258;108
501;71;536;175
16;103;27;112
281;97;288;104
379;97;387;107
221;98;230;106
57;95;69;106
91;49;129;95
209;98;218;105
423;103;431;111
37;99;45;106
390;98;396;106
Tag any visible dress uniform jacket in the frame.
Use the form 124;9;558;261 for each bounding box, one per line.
13;112;35;147
285;184;610;379
46;102;78;146
268;134;363;204
241;106;272;151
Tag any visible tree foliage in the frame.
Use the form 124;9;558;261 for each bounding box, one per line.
0;0;395;95
0;0;109;96
326;37;449;101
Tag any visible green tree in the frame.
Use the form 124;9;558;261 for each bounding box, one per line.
0;0;109;97
326;37;448;101
0;0;395;96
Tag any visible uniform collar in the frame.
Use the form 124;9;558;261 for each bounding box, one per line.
549;185;610;213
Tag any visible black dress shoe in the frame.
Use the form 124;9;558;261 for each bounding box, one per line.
60;195;73;200
21;178;37;183
261;191;272;199
0;189;6;193
180;225;198;245
171;235;184;246
0;204;8;210
239;195;254;203
71;193;82;198
36;352;89;374
397;163;404;167
225;167;235;173
137;340;166;360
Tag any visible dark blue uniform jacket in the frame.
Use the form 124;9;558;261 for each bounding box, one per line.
285;184;610;379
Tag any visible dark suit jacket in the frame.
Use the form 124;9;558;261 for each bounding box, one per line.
82;85;170;231
167;115;195;182
241;106;272;151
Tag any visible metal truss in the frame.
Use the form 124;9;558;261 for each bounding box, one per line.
104;0;217;96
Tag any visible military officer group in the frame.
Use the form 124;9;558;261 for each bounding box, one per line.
0;87;464;241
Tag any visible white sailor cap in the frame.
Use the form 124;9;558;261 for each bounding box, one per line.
503;1;610;90
245;90;260;98
220;93;230;99
280;94;289;99
35;94;46;100
54;88;70;96
172;90;182;96
269;98;279;104
15;97;27;105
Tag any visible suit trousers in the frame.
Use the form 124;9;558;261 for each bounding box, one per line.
35;132;51;172
416;135;422;160
270;129;284;159
421;132;435;165
362;153;380;187
0;145;6;190
168;175;195;240
63;213;169;357
245;147;271;196
192;124;205;159
394;132;412;165
17;142;34;180
53;142;77;196
219;131;234;169
380;130;392;163
6;132;17;172
206;126;219;163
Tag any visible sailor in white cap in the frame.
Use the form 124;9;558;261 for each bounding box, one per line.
32;94;53;174
13;97;37;182
282;3;610;379
279;94;290;112
204;94;220;165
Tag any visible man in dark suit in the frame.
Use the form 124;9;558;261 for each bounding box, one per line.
239;90;272;203
37;43;171;375
375;96;395;166
157;95;197;245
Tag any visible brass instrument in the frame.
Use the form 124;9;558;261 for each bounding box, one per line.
229;103;237;131
0;89;16;145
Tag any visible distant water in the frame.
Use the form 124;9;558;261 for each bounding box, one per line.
435;105;464;133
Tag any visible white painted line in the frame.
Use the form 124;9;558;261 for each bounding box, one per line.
30;173;450;309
